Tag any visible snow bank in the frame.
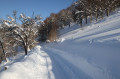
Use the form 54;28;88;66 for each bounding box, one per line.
0;46;55;79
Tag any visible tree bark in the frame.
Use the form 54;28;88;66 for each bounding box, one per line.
101;11;104;19
0;40;6;61
106;9;109;16
24;46;28;55
0;41;5;56
23;42;28;55
90;13;92;23
96;11;98;21
80;18;82;27
86;16;87;24
85;10;87;24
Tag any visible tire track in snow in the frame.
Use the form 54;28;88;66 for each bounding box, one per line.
43;46;115;79
43;48;92;79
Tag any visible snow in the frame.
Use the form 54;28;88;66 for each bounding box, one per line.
8;16;15;22
0;11;120;79
42;11;120;79
4;22;10;27
0;46;55;79
20;14;26;20
75;11;84;14
56;38;65;43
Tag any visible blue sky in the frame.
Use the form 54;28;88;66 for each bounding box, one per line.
0;0;76;20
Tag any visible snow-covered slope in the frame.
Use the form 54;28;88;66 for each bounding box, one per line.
0;11;120;79
42;12;120;79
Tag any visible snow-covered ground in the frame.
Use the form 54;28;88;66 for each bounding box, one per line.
42;12;120;79
0;46;55;79
0;11;120;79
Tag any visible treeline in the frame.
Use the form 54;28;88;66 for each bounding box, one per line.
38;0;120;42
72;0;120;25
38;8;73;42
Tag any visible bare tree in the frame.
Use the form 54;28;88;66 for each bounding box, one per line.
1;12;43;55
47;13;58;42
0;24;16;62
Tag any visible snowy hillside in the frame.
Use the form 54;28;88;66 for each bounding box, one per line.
0;12;120;79
42;12;120;79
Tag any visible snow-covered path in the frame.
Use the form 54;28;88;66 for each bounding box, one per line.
44;48;92;79
43;40;120;79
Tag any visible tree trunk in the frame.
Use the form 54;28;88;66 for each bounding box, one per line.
96;12;98;21
0;41;5;56
101;11;103;19
25;35;28;55
23;41;28;55
69;22;70;28
106;9;109;16
96;8;98;21
0;40;6;61
90;13;92;23
85;10;87;24
86;16;87;24
80;18;82;27
24;46;28;55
